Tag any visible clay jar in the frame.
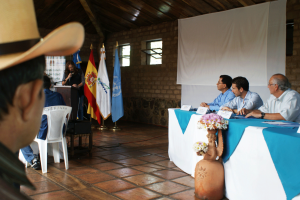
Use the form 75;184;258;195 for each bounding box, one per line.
194;129;224;200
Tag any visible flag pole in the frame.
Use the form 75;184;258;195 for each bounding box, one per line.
89;43;97;129
98;43;108;131
110;122;121;131
110;41;121;131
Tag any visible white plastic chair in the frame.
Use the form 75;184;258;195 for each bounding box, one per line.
36;106;72;173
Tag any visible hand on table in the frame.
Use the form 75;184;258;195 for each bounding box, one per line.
245;110;262;118
221;107;233;112
200;102;210;109
237;108;250;115
200;102;206;107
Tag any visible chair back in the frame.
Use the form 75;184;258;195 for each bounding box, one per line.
43;106;72;141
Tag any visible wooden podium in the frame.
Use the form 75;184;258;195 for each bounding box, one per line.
54;86;78;120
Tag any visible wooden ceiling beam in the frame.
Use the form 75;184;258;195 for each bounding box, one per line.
163;0;202;17
236;0;255;6
181;0;218;14
207;0;227;10
79;0;104;38
126;0;174;21
94;5;139;29
92;0;153;26
215;0;235;9
37;0;67;26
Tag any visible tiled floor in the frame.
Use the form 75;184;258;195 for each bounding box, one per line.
21;121;227;200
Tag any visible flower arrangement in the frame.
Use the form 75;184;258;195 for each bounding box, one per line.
197;113;228;130
193;141;208;155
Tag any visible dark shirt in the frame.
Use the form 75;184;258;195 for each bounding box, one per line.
63;70;84;96
0;142;34;199
37;89;66;140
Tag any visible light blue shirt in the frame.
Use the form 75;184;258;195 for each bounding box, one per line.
221;90;263;111
207;89;235;110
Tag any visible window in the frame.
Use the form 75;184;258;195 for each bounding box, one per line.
141;40;162;65
119;44;130;67
286;20;294;56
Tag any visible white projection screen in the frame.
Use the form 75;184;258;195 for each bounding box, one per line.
178;0;286;107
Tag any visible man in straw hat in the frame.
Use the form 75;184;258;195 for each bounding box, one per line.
0;0;84;198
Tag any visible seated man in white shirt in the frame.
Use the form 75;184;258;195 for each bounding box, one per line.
200;75;235;111
245;74;300;122
221;76;263;114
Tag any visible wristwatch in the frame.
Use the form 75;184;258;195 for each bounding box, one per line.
261;112;265;119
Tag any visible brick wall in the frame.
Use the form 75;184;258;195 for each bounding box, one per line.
105;21;181;126
286;0;300;92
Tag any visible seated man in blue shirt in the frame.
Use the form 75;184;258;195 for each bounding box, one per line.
200;75;235;110
221;76;263;114
21;75;66;169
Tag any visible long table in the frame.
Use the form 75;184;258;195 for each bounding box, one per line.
168;108;300;200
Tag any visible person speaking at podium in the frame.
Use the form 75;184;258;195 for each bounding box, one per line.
62;61;84;120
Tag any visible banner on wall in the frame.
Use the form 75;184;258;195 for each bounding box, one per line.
45;56;65;89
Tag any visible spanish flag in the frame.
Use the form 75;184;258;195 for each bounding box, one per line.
84;48;101;124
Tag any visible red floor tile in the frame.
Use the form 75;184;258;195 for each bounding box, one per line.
154;160;177;168
73;187;119;200
91;162;124;171
169;189;196;200
172;176;195;187
115;158;147;166
66;166;100;175
100;154;130;161
106;167;143;178
30;190;80;200
76;171;115;183
21;181;62;196
138;155;167;162
94;179;136;193
124;174;164;186
151;170;188;180
146;181;189;195
114;187;161;200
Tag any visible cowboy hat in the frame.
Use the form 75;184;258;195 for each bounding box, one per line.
0;0;84;70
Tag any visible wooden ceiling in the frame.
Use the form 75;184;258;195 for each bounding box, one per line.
34;0;276;37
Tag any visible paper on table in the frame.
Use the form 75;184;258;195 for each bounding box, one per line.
262;121;290;125
196;107;208;115
263;121;300;128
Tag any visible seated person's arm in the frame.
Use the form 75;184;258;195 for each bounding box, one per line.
221;98;237;113
224;92;235;104
245;110;285;120
222;107;237;114
237;108;252;115
243;93;263;110
200;102;209;108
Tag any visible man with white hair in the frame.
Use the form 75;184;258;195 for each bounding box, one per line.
245;74;300;122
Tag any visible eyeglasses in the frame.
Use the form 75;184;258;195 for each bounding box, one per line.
268;83;276;86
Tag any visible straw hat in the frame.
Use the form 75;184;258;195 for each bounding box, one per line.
0;0;84;70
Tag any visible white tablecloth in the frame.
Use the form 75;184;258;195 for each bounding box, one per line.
168;108;300;200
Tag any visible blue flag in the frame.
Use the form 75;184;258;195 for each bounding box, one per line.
111;48;124;122
72;50;82;69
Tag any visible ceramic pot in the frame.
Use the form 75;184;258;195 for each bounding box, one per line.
194;129;224;200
